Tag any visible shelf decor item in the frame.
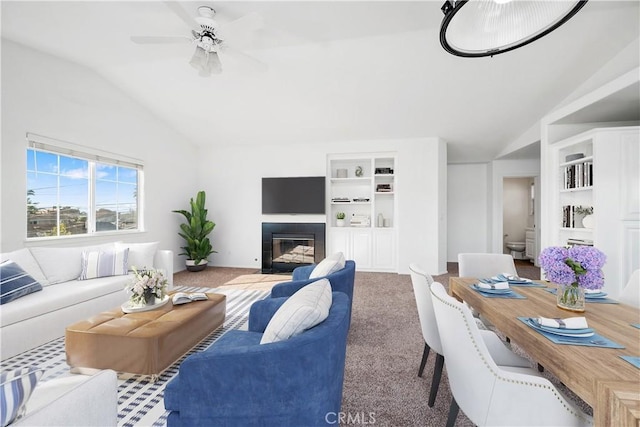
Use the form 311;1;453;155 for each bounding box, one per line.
574;206;594;229
126;267;168;307
538;245;606;312
336;212;346;227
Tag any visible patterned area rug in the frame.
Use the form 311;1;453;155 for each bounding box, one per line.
1;286;270;427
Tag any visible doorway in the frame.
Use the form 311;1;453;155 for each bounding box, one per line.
502;177;536;262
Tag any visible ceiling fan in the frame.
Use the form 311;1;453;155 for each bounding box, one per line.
131;2;265;76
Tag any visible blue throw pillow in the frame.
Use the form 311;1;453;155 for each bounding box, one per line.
0;260;43;305
0;366;44;426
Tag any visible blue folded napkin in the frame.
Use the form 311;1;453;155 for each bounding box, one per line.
518;317;625;349
471;285;526;299
620;355;640;369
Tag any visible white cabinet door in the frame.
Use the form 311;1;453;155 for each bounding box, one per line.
351;229;372;269
373;229;396;270
328;229;351;258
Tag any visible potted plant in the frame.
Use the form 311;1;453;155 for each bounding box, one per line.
173;191;216;272
336;212;346;227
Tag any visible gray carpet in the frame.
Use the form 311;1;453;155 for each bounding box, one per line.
341;269;474;426
174;261;591;426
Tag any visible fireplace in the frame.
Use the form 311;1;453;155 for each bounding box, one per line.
262;223;325;273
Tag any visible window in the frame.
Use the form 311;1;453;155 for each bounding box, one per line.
26;133;143;239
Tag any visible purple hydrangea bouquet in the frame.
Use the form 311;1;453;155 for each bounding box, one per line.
538;245;606;312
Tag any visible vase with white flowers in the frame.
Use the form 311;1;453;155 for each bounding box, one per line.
126;267;168;307
538;245;606;312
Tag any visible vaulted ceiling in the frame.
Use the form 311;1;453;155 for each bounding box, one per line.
2;1;639;163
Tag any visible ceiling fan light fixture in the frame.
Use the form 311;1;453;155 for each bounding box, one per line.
190;46;222;77
189;45;207;69
440;0;588;57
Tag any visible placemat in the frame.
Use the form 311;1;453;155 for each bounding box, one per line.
471;285;526;299
620;355;640;368
479;277;545;287
544;288;619;304
517;317;625;349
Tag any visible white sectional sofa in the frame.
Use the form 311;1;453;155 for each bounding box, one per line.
14;370;118;426
0;242;173;360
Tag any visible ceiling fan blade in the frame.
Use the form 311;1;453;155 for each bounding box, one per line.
130;35;193;44
219;47;268;73
163;1;199;30
216;12;264;46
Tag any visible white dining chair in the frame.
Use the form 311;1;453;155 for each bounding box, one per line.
430;281;593;427
409;264;531;410
618;269;640;308
457;252;519;344
458;252;518;279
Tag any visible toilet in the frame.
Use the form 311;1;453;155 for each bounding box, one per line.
506;242;526;260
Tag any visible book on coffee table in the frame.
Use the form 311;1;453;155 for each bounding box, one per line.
172;292;208;305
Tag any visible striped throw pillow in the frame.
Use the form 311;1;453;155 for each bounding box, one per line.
0;260;43;305
261;278;332;344
0;366;44;426
78;248;129;280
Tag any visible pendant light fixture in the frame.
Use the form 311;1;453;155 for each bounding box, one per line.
440;0;588;58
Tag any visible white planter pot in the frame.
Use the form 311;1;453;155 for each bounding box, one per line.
582;214;594;229
336;219;345;227
186;259;208;272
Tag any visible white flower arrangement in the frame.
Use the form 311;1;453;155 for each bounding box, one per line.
126;267;168;306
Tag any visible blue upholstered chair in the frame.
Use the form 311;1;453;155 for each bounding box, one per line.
164;292;351;427
270;260;356;305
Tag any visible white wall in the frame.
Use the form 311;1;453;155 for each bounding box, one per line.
1;41;198;272
447;159;540;264
447;163;489;262
197;138;446;275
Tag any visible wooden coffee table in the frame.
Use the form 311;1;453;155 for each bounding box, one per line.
65;291;226;381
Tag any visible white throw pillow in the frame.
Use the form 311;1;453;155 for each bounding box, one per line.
28;243;116;285
78;248;129;280
28;247;85;285
114;242;158;270
309;252;345;279
0;248;49;286
261;278;332;344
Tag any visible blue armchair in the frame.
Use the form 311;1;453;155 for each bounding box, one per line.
164;291;351;427
270;260;356;304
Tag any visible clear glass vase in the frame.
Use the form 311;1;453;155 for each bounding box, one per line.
143;288;156;306
556;283;585;312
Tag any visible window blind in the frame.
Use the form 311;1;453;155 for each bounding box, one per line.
26;132;144;170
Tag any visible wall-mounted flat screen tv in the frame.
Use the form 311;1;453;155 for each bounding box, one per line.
262;176;325;214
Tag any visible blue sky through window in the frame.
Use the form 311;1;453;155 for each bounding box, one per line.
27;148;138;236
27;150;137;212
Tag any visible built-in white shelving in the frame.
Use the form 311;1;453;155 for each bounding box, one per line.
541;67;640;296
326;152;398;272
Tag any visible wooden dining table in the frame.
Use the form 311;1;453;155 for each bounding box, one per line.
449;277;640;426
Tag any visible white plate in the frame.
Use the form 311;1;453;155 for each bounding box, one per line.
526;319;595;338
585;292;608;299
472;284;512;294
121;295;170;313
